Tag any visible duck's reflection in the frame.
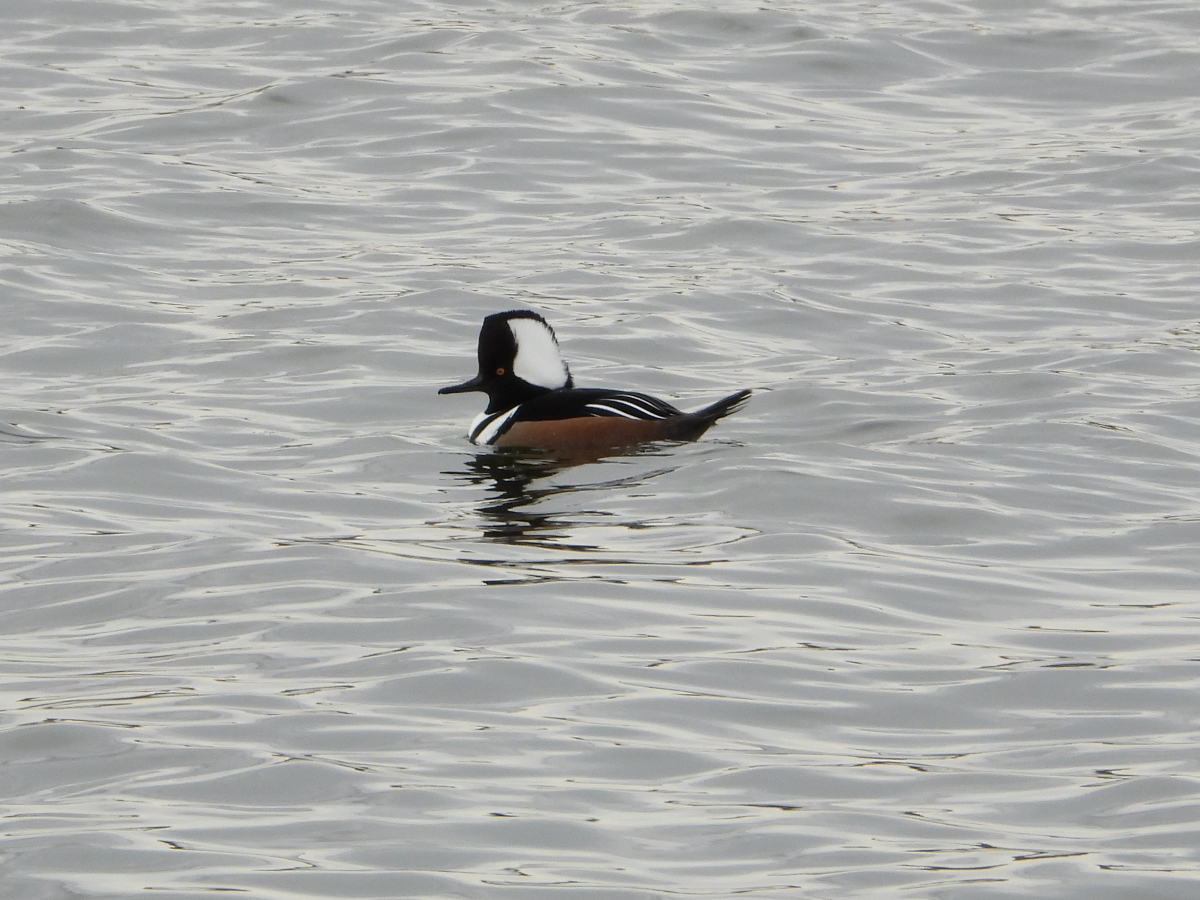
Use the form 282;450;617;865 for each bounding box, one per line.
456;451;575;545
444;447;678;546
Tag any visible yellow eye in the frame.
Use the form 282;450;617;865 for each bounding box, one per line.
496;367;505;376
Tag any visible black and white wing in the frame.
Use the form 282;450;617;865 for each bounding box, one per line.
583;391;681;420
513;388;683;423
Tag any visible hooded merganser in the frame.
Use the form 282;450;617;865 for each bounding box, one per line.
438;310;751;452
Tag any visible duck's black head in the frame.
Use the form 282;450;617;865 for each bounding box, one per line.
438;310;574;414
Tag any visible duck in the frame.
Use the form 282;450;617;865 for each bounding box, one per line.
439;309;750;452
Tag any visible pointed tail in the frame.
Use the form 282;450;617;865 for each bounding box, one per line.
667;389;752;441
694;388;752;421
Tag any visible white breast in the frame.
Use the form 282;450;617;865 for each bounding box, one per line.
469;406;520;445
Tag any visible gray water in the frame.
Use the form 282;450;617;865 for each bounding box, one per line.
3;2;1199;898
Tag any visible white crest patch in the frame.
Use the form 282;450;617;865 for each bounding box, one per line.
508;317;570;390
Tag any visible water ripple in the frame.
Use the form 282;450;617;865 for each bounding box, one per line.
3;1;1200;898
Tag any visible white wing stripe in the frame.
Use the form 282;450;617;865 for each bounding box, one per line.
586;395;672;419
586;403;642;419
612;396;673;417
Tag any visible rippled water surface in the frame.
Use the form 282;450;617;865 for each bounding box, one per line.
3;1;1200;897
